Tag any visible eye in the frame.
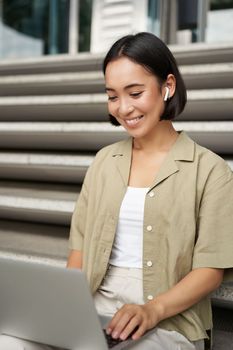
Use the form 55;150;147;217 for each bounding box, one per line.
108;95;117;101
130;91;143;98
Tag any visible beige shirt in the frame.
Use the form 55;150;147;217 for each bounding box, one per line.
69;131;233;341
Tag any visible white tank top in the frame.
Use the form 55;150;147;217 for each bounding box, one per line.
109;186;149;268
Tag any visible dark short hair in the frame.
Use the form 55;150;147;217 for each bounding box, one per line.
103;32;187;125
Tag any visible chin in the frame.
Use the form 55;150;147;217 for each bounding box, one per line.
127;130;146;139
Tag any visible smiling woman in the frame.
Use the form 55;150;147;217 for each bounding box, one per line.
102;33;187;187
103;32;187;126
67;33;233;350
105;57;174;140
2;32;233;350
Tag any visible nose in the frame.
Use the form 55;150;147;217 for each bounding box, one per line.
118;99;134;116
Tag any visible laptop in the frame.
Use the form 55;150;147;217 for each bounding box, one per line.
0;257;148;349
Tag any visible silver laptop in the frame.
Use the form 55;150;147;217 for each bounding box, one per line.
0;257;146;349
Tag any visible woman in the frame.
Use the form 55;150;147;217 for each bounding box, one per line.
1;32;233;350
67;32;233;350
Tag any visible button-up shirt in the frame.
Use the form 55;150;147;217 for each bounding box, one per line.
69;131;233;341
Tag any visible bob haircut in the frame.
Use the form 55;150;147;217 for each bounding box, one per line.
103;32;187;125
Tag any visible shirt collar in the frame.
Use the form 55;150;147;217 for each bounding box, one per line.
112;131;195;161
168;130;195;162
111;131;195;187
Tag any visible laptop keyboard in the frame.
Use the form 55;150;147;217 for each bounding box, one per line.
103;329;124;348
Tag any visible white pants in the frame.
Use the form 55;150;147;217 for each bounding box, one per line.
0;266;205;350
94;265;205;350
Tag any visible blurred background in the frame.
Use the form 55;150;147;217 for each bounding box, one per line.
0;1;233;348
0;0;233;58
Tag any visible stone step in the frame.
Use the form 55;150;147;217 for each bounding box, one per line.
0;94;108;121
212;284;233;310
0;220;68;262
0;181;78;225
180;63;233;90
0;152;232;184
1;63;232;96
212;309;233;349
0;52;103;76
0;121;125;150
182;89;233;120
0;152;94;183
0;72;104;96
0;121;232;154
0;89;233;121
170;42;233;65
0;42;232;76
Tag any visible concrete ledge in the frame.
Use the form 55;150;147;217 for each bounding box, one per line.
0;220;68;262
0;153;94;183
180;63;233;89
0;251;66;266
0;52;104;75
0;89;232;121
0;195;74;225
212;284;233;309
0;122;127;150
0;42;232;75
184;89;233;120
1;63;232;96
0;121;232;154
170;42;233;65
0;71;104;96
0;94;108;121
0;181;78;225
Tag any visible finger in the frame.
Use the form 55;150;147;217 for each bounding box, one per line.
119;315;142;340
107;307;127;329
111;311;134;339
131;321;148;340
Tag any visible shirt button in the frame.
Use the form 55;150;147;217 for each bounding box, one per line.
146;225;152;232
146;260;153;267
147;295;153;301
148;191;155;197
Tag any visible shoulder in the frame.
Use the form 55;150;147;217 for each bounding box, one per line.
176;131;232;183
194;141;232;183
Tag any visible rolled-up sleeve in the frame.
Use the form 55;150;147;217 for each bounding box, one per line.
192;167;233;281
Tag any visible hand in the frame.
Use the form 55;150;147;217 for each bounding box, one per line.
106;302;160;341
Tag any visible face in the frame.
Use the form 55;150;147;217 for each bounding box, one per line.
105;56;167;139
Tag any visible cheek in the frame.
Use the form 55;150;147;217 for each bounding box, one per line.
138;95;158;113
108;102;117;116
144;92;164;113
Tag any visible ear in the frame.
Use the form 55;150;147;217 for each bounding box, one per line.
164;74;176;99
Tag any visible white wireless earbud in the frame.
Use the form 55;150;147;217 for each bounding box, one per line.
164;87;170;101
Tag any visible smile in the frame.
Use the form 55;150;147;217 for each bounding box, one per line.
125;115;144;126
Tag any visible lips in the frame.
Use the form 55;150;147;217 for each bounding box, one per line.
125;115;144;126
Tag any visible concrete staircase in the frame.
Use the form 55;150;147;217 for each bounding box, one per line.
0;43;233;335
0;43;233;263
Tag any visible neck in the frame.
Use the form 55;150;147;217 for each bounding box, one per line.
133;121;179;153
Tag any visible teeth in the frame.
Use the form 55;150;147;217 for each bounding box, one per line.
125;116;143;126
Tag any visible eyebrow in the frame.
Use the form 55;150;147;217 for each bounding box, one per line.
105;83;145;92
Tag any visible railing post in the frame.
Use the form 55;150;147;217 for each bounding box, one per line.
197;0;209;42
69;0;79;54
